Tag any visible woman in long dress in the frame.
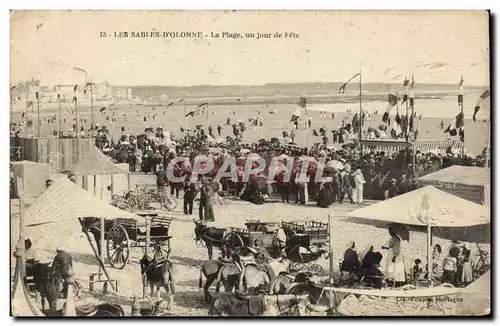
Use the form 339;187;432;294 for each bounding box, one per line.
382;226;406;286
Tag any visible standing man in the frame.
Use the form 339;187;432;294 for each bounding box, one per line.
156;165;167;192
353;168;366;204
340;167;355;204
183;178;197;215
199;180;215;222
217;124;222;136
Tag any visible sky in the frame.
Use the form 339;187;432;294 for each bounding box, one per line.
10;10;490;87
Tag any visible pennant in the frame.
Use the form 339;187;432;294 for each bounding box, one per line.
338;73;361;94
73;85;79;92
297;96;307;108
382;93;398;123
72;96;77;103
167;98;184;108
444;112;464;137
185;102;207;117
392;118;402;136
35;92;39;99
473;90;490;122
352;113;359;133
100;107;106;112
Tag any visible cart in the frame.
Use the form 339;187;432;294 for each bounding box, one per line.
222;220;283;259
103;215;173;269
281;220;329;275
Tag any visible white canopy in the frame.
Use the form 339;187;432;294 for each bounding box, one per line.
345;186;490;227
24;177;138;227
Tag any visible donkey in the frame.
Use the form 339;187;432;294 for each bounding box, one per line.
193;219;228;260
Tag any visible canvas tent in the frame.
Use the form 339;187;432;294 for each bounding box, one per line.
23;176;137;227
71;146;130;202
345;186;490;282
455;270;490;315
417;166;490;206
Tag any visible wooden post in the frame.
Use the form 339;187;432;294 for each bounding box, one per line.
127;172;131;191
143;216;151;298
427;223;432;283
110;174;115;198
328;214;334;285
17;177;25;274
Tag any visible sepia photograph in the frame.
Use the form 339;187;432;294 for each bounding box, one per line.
9;10;491;317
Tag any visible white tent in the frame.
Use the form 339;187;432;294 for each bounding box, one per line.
24;176;138;227
345;186;490;282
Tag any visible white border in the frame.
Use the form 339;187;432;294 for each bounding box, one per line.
2;2;498;326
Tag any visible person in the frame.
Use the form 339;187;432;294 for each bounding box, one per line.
199;180;215;222
398;174;409;194
353;168;366;204
156;165;167;191
341;241;360;275
387;179;399;199
411;259;425;282
360;246;384;288
217;124;222;136
183;179;197;215
461;246;473;285
45;179;53;189
308;117;312;128
432;244;442;277
382;226;406;286
442;247;459;285
340;168;355;204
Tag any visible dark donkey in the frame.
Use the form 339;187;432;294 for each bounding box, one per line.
193;219;230;260
30;250;74;313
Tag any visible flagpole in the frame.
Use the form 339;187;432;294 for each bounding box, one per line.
358;70;362;167
75;90;79;158
305;100;309;155
36;92;40;142
90;82;94;139
206;103;209;135
24;82;29;138
184;99;187;133
460;75;465;157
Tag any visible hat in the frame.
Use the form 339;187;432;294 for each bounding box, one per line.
390;178;396;183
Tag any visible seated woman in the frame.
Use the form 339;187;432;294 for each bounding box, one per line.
360;246;384;288
341;241;360;276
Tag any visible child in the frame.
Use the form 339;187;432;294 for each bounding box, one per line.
461;248;473;285
432;244;442;277
442;247;460;285
412;259;425;281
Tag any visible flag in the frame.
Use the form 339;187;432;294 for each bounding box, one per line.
338;73;360;94
185;102;207;117
100;107;106;112
458;75;464;105
352;113;359;133
290;109;301;123
401;77;410;105
73;85;79;92
382;93;398;123
72;96;77;103
35;92;39;99
473;90;490;122
392;118;402;136
167;98;184;108
444;112;464;137
297;96;307;108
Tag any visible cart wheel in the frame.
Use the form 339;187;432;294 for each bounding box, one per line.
163;196;178;211
222;231;244;256
309;264;324;276
107;224;130;269
152;241;171;261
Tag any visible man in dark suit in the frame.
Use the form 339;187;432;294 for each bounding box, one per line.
340;169;355;204
156;165;167;192
183;179;197;215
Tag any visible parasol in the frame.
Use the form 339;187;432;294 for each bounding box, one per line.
278;153;290;162
247;153;260;160
389;223;410;242
240;148;251;154
326;160;344;170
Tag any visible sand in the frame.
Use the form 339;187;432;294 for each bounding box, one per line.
10;173;490;316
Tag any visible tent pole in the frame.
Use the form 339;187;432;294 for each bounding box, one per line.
328;214;334;286
427;223;432;283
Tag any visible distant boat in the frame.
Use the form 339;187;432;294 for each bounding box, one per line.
269;110;277;115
